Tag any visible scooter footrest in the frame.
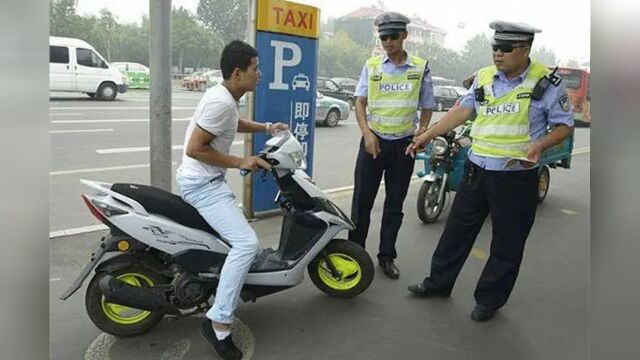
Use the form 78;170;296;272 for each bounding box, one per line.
250;248;289;272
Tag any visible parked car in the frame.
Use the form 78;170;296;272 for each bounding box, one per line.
111;62;150;90
433;85;463;112
237;91;350;127
315;91;350;127
49;36;128;100
184;69;223;91
331;77;358;93
317;77;355;108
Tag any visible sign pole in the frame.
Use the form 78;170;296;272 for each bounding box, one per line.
242;0;258;219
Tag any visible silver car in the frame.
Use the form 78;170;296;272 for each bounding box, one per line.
238;92;350;128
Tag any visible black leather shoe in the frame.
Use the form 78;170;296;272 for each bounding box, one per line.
379;259;400;279
407;283;451;298
199;320;243;360
470;304;498;322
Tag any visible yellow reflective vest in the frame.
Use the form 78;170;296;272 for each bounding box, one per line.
366;55;427;137
470;61;550;158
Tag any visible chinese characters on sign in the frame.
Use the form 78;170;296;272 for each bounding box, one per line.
293;101;310;154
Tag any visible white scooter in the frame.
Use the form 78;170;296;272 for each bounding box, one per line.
60;130;374;337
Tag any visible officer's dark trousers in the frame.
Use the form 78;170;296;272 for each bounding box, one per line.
349;135;414;262
425;160;538;309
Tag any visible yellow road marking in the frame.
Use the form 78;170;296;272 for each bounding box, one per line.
470;247;488;260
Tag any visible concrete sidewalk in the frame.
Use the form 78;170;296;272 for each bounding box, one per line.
50;156;589;360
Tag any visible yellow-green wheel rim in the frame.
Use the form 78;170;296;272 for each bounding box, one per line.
317;253;362;290
101;273;154;325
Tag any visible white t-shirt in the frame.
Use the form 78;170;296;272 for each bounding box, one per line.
177;85;239;179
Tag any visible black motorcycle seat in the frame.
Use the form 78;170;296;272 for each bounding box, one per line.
111;183;223;240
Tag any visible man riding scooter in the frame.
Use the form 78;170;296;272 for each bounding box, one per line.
175;40;288;360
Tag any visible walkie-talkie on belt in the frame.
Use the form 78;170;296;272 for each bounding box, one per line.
531;66;559;100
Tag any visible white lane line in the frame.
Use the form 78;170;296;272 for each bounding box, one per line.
560;208;579;215
50;106;196;110
50;112;83;116
50;162;176;176
572;147;590;155
52;117;191;124
50;278;62;282
50;129;114;134
96;140;243;154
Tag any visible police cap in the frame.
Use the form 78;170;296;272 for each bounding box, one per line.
374;12;410;35
489;20;541;43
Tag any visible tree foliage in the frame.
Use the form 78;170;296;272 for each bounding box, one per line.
197;0;248;43
318;31;370;78
531;46;559;67
48;0;225;72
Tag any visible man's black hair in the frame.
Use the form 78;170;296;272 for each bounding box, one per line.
220;40;258;80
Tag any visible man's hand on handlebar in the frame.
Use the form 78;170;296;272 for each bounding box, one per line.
268;122;289;135
239;155;272;174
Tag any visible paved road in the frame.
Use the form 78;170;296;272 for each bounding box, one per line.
49;90;590;233
50;147;590;359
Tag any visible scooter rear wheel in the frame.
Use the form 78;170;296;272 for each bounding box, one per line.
308;239;374;298
85;265;167;337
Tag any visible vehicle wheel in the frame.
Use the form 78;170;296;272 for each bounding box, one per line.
417;180;446;223
436;102;444;112
87;92;96;99
308;239;374;298
85;264;168;337
537;165;550;203
324;109;340;127
97;82;117;101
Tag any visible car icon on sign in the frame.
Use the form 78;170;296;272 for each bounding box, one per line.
291;73;311;91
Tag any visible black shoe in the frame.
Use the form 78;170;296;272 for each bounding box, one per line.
199;320;243;360
407;283;451;298
379;259;400;279
470;304;498;322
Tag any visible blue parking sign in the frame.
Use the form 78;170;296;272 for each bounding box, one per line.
251;31;318;212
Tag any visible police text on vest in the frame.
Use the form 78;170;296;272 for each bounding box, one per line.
482;103;520;116
379;83;413;92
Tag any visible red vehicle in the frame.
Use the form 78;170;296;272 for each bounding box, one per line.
556;67;591;126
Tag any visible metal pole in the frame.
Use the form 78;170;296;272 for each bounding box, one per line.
149;0;172;191
243;0;258;218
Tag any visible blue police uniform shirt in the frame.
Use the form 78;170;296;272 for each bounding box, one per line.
459;62;574;171
354;53;435;140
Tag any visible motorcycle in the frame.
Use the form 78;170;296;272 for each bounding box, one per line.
60;130;374;337
415;124;472;224
415;124;574;224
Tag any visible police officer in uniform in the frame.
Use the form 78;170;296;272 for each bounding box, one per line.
350;12;435;279
405;21;574;321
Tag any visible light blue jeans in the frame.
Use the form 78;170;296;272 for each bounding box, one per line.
176;174;259;324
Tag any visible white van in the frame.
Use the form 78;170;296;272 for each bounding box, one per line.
49;36;128;100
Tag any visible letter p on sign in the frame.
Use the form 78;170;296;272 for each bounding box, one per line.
269;40;301;90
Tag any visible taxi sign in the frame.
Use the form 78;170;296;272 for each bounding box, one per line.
257;0;320;39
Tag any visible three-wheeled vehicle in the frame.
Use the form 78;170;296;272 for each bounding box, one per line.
415;127;574;223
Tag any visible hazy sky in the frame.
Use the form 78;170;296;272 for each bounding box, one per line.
75;0;590;63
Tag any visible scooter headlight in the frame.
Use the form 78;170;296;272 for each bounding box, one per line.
432;137;449;155
290;150;307;170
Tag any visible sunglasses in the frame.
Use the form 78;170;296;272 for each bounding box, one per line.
491;44;528;53
379;33;400;41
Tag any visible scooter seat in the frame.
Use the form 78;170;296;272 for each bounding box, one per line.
111;183;223;240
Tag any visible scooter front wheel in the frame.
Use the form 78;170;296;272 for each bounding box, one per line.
308;239;374;298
